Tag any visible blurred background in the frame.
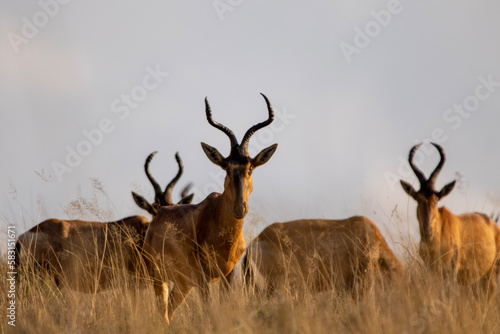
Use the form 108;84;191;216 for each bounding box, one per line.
1;1;500;255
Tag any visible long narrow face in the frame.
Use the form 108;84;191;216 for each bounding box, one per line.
202;143;277;220
201;94;278;220
400;143;456;243
413;193;440;242
225;161;254;219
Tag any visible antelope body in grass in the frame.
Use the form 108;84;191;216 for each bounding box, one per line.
15;152;193;293
400;143;500;295
142;94;278;322
242;217;403;296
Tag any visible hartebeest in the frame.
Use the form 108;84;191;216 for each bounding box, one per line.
142;94;278;322
15;152;193;292
242;217;404;296
132;151;194;215
400;143;500;295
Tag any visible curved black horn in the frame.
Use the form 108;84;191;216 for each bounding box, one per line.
408;144;427;188
240;93;275;152
144;151;163;204
180;182;193;199
205;97;238;148
164;152;183;205
428;143;446;189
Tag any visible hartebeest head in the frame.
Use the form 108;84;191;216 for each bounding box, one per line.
132;151;194;216
400;143;456;241
201;94;278;219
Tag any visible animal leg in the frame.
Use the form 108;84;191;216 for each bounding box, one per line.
153;279;170;323
479;262;498;303
442;246;459;298
167;278;193;323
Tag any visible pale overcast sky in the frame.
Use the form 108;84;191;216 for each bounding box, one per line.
1;1;500;255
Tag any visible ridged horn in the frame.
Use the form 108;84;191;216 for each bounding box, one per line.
144;151;163;205
428;143;446;189
408;143;427;188
240;93;275;152
205;97;238;148
164;152;183;205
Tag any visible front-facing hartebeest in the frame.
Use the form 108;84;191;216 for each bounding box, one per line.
400;143;500;296
143;94;278;322
242;220;403;296
15;152;193;292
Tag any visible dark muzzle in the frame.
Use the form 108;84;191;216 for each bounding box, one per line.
232;203;248;219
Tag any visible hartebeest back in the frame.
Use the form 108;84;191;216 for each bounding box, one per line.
242;219;403;296
142;94;278;322
400;143;500;296
15;152;193;292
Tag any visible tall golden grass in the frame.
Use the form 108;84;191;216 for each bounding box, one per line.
2;229;499;334
1;186;499;334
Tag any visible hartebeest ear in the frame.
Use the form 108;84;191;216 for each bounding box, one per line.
178;193;194;204
132;192;157;216
252;144;278;168
400;180;419;200
437;180;456;199
201;142;227;169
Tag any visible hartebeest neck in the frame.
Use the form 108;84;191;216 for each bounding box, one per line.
217;191;246;231
420;206;455;245
437;206;458;235
196;192;246;245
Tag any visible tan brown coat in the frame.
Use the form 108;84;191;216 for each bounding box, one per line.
400;143;500;295
243;216;404;295
143;94;278;322
16;216;150;292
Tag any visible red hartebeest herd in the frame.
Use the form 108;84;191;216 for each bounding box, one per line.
14;96;500;323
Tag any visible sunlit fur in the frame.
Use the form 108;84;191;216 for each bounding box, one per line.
143;94;277;323
400;143;500;297
243;217;404;296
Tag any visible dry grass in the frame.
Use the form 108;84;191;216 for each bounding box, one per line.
1;185;499;334
2;235;499;334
